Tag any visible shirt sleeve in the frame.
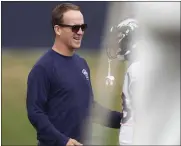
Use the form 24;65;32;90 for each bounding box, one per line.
26;65;69;146
92;101;123;128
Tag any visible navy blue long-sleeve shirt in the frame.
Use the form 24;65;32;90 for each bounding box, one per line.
26;49;122;146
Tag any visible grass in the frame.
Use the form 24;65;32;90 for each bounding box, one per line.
2;49;126;145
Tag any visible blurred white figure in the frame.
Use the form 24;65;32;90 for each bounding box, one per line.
105;2;180;145
106;18;141;145
132;2;180;145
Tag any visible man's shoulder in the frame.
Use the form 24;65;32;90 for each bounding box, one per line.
74;53;86;61
74;53;88;65
30;50;53;73
34;50;53;67
74;53;90;71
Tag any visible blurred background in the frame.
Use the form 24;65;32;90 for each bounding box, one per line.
1;1;180;145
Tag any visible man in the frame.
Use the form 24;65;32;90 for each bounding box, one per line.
106;18;140;145
26;3;122;146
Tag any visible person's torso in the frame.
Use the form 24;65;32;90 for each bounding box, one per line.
37;49;93;141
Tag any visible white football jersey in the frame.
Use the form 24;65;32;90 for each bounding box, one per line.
119;61;140;145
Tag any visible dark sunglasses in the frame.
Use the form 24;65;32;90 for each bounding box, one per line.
58;24;88;33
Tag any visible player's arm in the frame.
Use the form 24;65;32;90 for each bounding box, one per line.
26;65;69;146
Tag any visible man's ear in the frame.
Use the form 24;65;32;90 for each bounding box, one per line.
54;25;62;35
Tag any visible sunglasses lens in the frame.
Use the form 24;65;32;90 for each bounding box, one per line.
81;24;87;31
72;25;80;32
72;24;87;32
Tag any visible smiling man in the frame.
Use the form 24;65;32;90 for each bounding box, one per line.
26;3;122;146
51;3;87;56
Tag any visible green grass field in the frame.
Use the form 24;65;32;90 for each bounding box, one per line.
2;49;126;145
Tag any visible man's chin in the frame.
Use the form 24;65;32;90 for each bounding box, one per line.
72;44;81;49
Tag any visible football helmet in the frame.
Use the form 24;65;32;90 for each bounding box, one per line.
106;18;139;61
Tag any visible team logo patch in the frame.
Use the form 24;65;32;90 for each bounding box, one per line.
82;69;89;80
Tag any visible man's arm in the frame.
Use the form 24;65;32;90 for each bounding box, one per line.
92;101;123;129
82;58;123;129
26;65;69;146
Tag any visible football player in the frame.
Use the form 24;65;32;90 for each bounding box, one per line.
106;18;141;145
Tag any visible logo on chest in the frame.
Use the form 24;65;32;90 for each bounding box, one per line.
82;69;89;80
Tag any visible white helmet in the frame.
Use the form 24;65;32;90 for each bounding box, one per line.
107;18;139;61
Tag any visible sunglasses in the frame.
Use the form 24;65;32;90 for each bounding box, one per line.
58;24;88;33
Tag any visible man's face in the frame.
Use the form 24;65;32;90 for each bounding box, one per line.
56;10;85;50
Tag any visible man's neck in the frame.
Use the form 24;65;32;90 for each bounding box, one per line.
52;39;75;56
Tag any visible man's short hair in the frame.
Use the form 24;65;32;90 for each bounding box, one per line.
51;3;80;29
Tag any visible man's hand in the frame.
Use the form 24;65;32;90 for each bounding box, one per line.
66;138;83;146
